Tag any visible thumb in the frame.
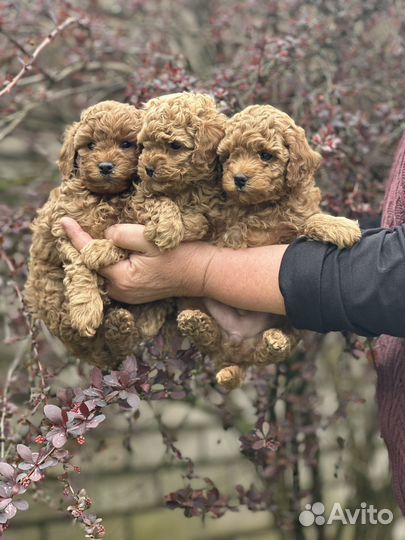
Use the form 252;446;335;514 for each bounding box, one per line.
105;224;159;255
61;217;93;251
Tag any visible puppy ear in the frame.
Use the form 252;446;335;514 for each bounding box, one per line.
193;114;226;168
284;125;321;189
58;122;80;178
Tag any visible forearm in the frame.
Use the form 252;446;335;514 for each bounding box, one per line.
280;225;405;337
190;243;288;314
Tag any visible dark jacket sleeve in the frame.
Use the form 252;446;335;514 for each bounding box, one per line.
279;224;405;338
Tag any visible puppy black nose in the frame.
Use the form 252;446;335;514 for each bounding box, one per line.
145;165;155;178
99;162;114;175
234;174;248;189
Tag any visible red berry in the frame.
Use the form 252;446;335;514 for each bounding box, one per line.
70;508;83;518
22;478;31;488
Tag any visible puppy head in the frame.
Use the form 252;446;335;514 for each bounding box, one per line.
218;105;321;205
137;92;225;194
58;101;143;194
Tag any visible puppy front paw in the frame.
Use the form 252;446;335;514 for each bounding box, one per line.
69;297;104;337
331;219;362;248
221;225;247;249
304;214;361;248
144;220;184;251
81;239;127;270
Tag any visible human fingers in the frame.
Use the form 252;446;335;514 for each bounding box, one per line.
105;224;159;255
61;217;93;251
104;247;194;303
103;256;169;303
96;259;133;293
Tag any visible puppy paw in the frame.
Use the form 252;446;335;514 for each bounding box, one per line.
177;309;221;350
177;309;207;337
104;308;139;358
104;308;138;339
69;299;104;337
81;239;127;270
254;328;291;365
216;365;245;390
221;225;247;249
304;214;361;248
133;304;171;338
332;219;362;248
144;218;184;251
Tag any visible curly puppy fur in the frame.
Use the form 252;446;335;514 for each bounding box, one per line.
122;92;226;249
179;104;361;389
25;100;170;368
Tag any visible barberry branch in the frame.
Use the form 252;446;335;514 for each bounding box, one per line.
0;16;87;98
0;339;29;459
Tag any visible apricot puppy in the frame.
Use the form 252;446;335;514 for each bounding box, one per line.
25;101;169;368
179;104;361;388
123;92;226;249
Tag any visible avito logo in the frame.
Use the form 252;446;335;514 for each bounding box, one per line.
299;501;393;527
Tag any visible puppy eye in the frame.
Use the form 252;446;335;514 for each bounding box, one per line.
120;141;133;149
168;141;182;150
87;142;96;150
259;151;273;162
138;143;144;152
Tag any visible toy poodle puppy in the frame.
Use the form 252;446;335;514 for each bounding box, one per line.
25;100;169;367
123;92;226;249
178;104;361;388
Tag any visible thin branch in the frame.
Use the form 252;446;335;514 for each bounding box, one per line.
0;245;47;395
0;338;30;459
0;102;38;141
0;16;88;98
0;80;126;142
0;26;55;83
15;59;139;89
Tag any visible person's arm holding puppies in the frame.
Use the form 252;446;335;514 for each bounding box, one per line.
61;218;287;311
62;218;405;339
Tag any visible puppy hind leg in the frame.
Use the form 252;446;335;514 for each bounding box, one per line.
131;302;173;339
70;337;115;369
253;328;292;365
26;271;66;336
177;309;221;353
103;307;139;360
216;365;246;390
59;311;116;369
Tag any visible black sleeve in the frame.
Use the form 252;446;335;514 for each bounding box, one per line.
279;224;405;338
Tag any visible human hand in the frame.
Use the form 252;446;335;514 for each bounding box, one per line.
60;218;215;304
61;217;287;316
